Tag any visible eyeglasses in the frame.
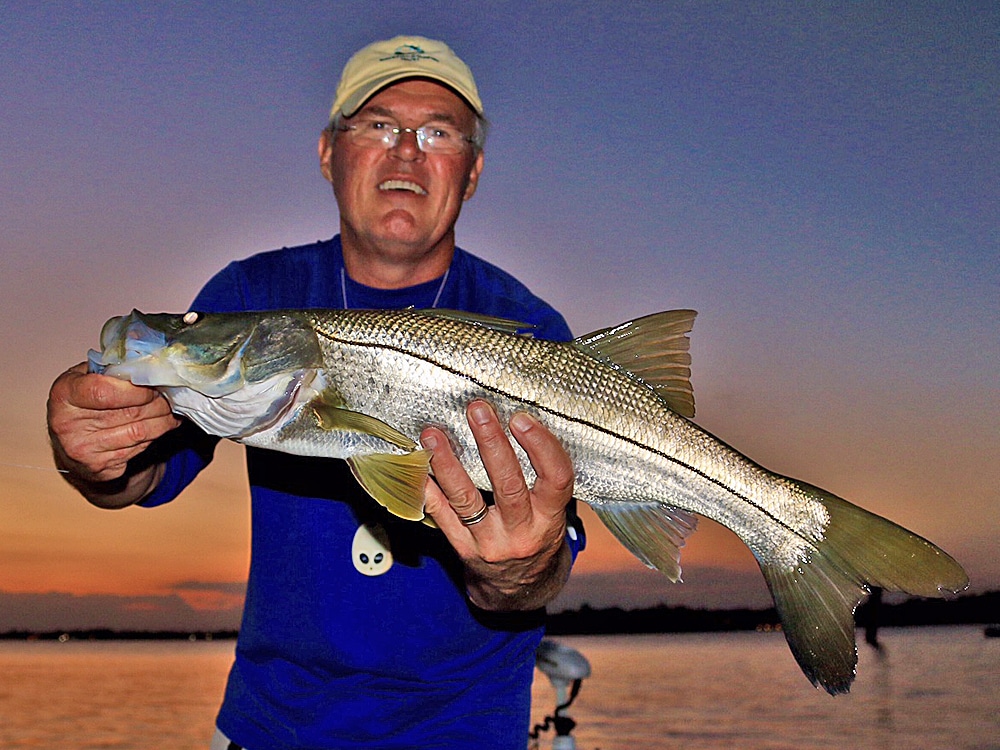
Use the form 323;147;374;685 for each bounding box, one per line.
336;117;475;155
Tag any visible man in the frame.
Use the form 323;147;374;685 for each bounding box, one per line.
47;36;583;749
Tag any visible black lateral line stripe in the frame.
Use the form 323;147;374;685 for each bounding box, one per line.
318;329;806;541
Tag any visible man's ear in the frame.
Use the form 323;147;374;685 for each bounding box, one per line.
463;150;485;201
318;130;335;183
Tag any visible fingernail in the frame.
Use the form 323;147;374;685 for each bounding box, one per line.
510;412;536;432
420;432;438;451
469;401;493;426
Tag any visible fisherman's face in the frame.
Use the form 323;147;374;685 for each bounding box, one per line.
320;79;484;271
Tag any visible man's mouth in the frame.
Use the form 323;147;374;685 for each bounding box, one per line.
378;179;427;196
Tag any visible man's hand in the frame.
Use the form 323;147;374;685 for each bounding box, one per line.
47;362;181;507
420;401;575;612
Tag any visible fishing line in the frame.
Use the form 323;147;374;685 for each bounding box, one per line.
0;462;69;474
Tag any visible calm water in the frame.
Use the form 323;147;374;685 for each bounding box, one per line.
0;627;996;749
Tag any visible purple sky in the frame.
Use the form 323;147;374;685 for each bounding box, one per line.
1;2;997;630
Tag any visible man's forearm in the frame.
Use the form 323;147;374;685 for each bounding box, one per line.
466;539;573;612
53;445;164;509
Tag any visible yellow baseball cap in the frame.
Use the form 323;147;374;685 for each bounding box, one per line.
330;35;483;119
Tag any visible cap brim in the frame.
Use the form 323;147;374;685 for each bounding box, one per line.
337;71;483;117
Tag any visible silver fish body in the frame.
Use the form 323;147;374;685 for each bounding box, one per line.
89;307;968;693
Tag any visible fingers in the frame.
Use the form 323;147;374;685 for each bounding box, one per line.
420;426;488;534
419;401;575;611
420;401;526;532
507;410;574;519
468;402;574;527
467;401;532;526
420;401;574;531
47;364;181;482
61;362;155;407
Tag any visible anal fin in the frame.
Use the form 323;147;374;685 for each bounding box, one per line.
348;450;431;522
590;502;697;582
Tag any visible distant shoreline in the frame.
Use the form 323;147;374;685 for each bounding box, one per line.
545;589;997;636
0;629;238;642
3;591;994;641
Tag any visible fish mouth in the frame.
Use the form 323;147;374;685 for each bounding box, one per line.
378;179;427;195
88;310;245;395
88;311;168;375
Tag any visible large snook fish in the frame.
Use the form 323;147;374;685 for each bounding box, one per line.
88;307;967;693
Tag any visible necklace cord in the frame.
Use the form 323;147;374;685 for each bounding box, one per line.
340;266;450;310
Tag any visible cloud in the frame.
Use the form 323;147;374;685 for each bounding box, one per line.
172;581;247;613
0;568;776;632
0;584;245;632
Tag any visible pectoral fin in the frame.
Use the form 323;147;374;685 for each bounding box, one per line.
312;401;417;451
348;451;432;522
311;395;431;522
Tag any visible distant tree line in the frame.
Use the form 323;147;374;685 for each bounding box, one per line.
543;590;999;636
2;592;995;640
0;629;239;641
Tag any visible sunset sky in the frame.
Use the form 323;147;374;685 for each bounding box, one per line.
1;2;997;631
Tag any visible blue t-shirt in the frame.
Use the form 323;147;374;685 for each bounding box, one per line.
143;237;583;750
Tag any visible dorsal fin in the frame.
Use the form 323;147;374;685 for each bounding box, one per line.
418;308;534;335
574;310;697;418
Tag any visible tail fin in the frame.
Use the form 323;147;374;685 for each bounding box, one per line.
760;480;968;694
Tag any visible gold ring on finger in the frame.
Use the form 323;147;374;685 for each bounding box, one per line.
458;504;489;526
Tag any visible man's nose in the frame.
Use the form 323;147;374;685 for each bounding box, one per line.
390;128;424;161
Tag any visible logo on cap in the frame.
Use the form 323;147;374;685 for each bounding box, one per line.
380;44;439;64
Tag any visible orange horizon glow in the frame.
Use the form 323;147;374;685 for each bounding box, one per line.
2;441;768;598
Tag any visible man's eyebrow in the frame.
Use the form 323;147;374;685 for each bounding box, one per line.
357;105;395;118
356;104;461;125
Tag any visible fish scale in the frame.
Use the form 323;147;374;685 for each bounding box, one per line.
89;306;968;694
309;309;824;558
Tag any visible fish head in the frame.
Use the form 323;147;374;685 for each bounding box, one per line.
88;309;324;397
